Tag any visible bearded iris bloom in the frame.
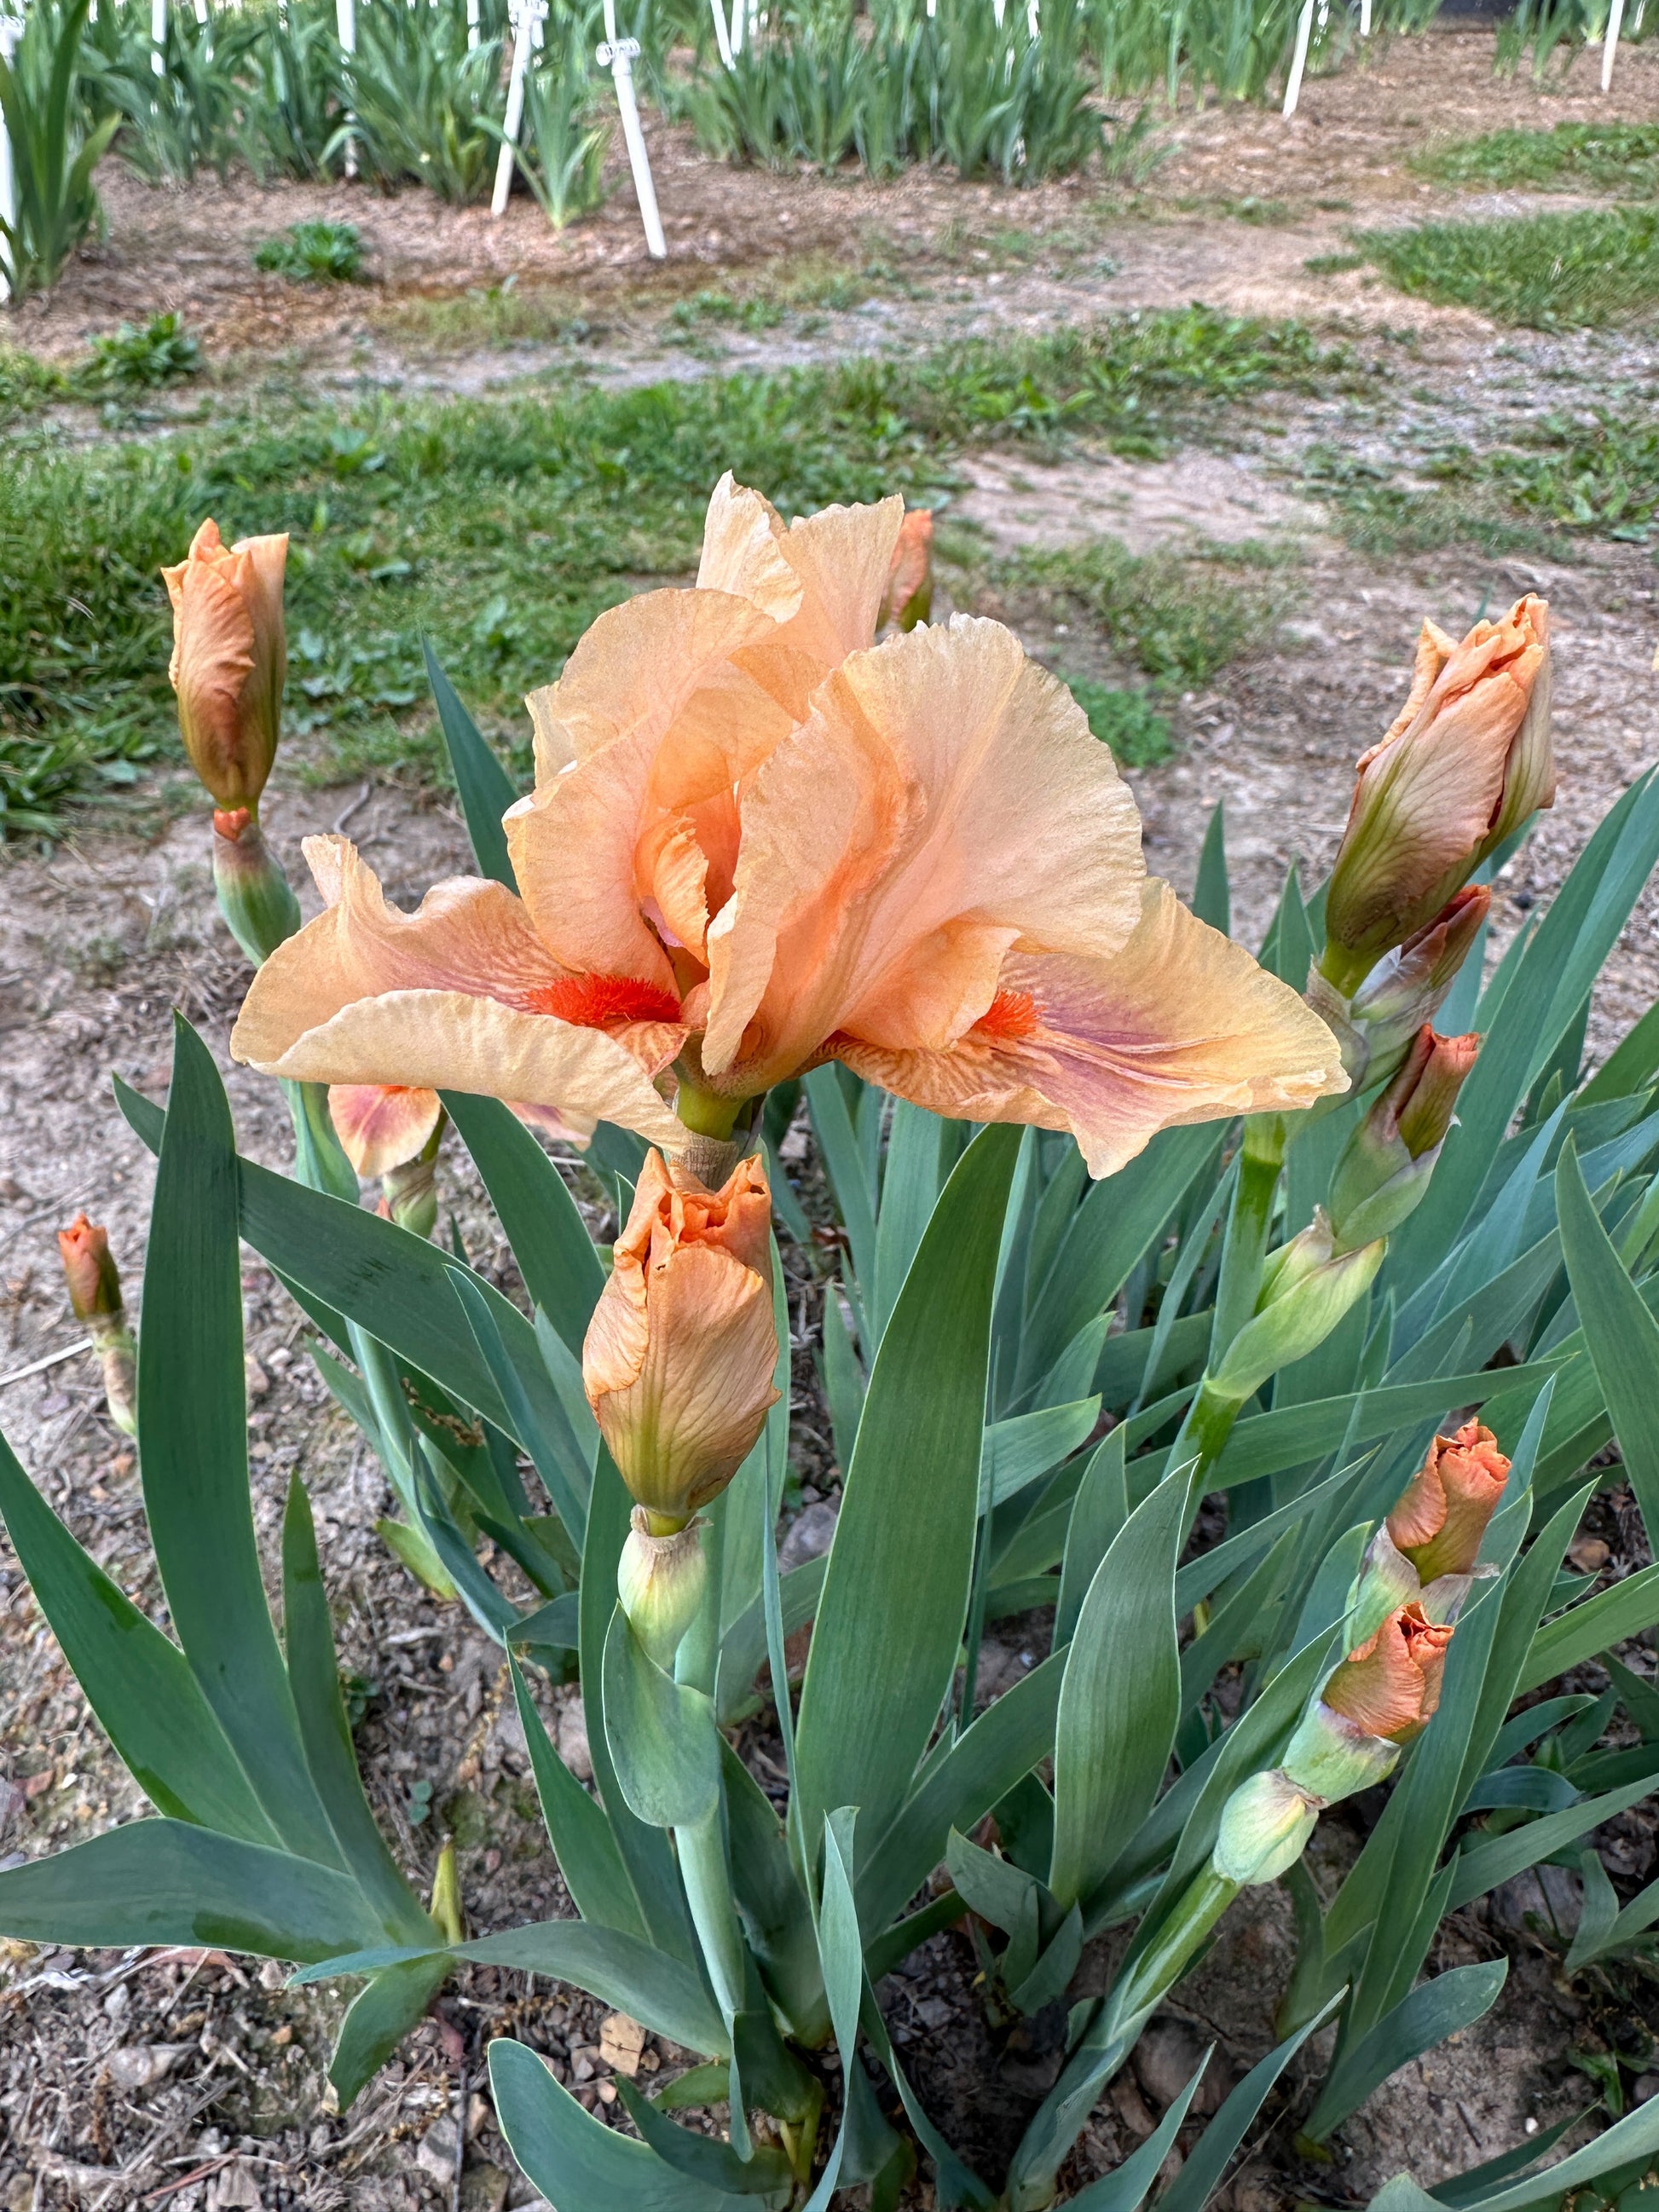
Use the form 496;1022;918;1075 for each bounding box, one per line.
231;477;1344;1177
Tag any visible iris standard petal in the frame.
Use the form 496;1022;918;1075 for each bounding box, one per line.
702;615;1147;1093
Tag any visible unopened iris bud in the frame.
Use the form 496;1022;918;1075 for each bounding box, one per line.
430;1838;465;1946
1211;1769;1320;1886
1207;1210;1384;1408
1321;598;1552;999
1315;1600;1451;1748
617;1510;710;1669
882;508;934;632
1327;1026;1479;1251
59;1212;122;1323
211;807;303;967
57;1214;136;1438
1345;887;1490;1084
162;519;288;813
1388;1420;1510;1588
582;1150;778;1531
1279;1603;1452;1805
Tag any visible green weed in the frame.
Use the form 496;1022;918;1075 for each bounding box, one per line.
83;312;204;389
254;220;365;282
1299;443;1566;559
375;278;590;350
1304;251;1365;274
1061;676;1175;765
1411;121;1659;197
669;288;788;336
1359;206;1659;329
1484;410;1659;542
0;347;71;424
1005;536;1285;688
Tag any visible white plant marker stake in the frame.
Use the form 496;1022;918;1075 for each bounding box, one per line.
1601;0;1626;88
599;0;666;257
1026;0;1038;35
466;0;478;45
491;0;542;216
992;0;1007;26
1282;0;1313;113
336;0;357;176
708;0;732;69
728;0;743;56
0;9;19;308
151;0;165;74
1359;0;1371;33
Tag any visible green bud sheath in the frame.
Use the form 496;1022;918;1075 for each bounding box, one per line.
212;808;302;968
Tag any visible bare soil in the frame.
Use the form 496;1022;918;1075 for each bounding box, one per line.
4;26;1659;2210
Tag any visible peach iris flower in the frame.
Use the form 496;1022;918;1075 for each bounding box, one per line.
231;478;1345;1177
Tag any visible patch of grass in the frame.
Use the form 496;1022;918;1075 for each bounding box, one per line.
668;287;789;338
1411;122;1659;198
0;319;202;430
1304;252;1365;275
1061;676;1175;766
1299;442;1568;559
1006;536;1283;688
1483;409;1659;542
1230;196;1298;226
254;220;366;282
0;306;1361;834
1358;206;1659;330
0;347;70;426
376;277;593;349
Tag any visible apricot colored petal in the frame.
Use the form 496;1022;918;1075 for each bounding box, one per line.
165;556;258;801
240;989;685;1148
762;494;906;672
836;880;1347;1179
587;1241;780;1520
521;586;783;776
510;588;791;984
702;615;1146;1089
639;814;712;959
328;1084;443;1178
697;475;806;625
1385;1453;1448;1560
1321;1616;1429;1740
1390;1421;1509;1582
230;835;569;1070
699;475;906;716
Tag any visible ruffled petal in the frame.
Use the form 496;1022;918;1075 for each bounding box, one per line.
511;587;793;984
698;475;906;716
240;989;685;1149
231;835;572;1066
702;615;1146;1091
835;880;1348;1178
